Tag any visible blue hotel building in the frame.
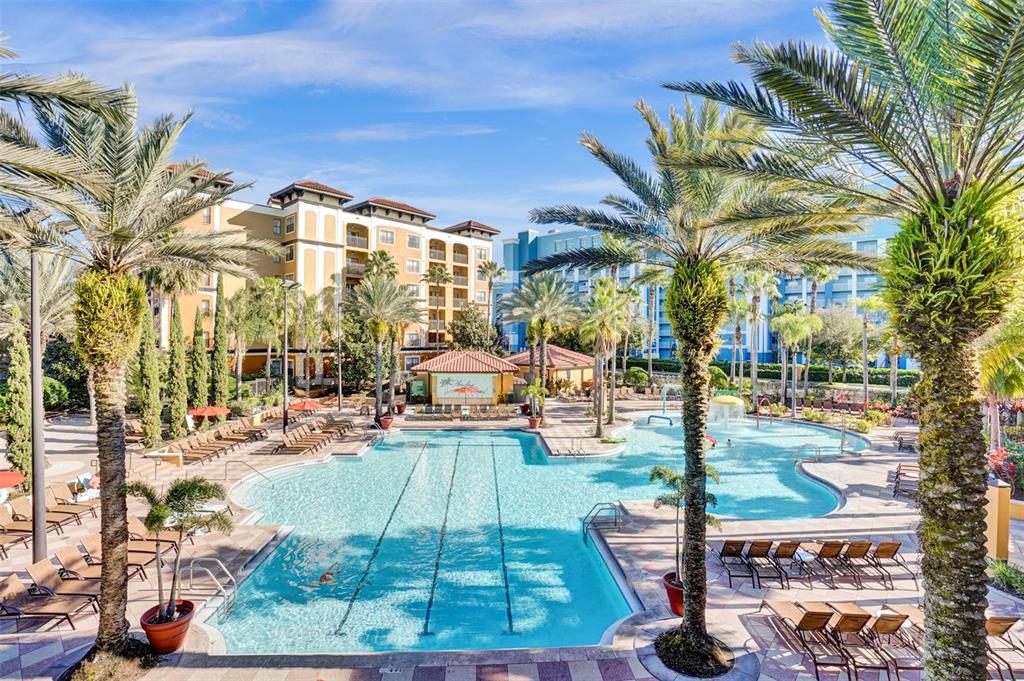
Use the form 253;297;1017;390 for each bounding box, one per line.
495;221;910;368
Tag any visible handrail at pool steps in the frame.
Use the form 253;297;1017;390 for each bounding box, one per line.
582;502;622;544
182;558;238;618
224;460;275;488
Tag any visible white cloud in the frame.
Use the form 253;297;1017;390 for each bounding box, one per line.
323;123;499;142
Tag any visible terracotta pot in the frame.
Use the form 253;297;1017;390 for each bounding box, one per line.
662;572;685;617
140;600;195;653
520;403;531;415
378;416;394;430
528;416;542;429
396;403;407;415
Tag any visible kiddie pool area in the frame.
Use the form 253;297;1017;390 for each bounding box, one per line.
211;417;864;655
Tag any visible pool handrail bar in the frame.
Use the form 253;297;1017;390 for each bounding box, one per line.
224;460;275;488
647;414;674;426
582;502;622;544
756;397;774;429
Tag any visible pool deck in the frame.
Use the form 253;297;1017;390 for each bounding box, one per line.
0;403;1018;680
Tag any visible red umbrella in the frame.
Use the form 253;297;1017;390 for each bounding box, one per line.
0;471;26;488
452;385;481;412
188;406;232;417
289;400;325;412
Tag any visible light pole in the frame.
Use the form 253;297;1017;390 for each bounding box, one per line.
336;301;344;412
30;249;46;561
281;280;301;433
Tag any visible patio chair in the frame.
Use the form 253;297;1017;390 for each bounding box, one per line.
0;505;34;536
868;541;917;590
806;541;862;589
716;540;755;588
745;540;787;589
987;616;1024;681
884;603;925;640
9;496;72;534
49;482;100;513
768;541;809;588
26;559;101;601
760;600;850;681
826;606;889;681
842;540;890;589
129;516;190;547
79;534;154;577
0;574;95;630
43;486;96;521
867;612;923;680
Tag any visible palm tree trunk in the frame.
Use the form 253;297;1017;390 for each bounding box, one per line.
750;294;760;405
607;338;617;425
93;359;131;652
166;531;185;619
374;339;384;420
803;282;817;396
622;330;630;374
990;391;1002;450
729;335;737;385
915;343;989;680
539;330;548;391
234;342;244;400
528;337;536;380
388;329;398;415
889;336;899;408
152;538;164;620
791;347;798;417
87;368;97;427
264;342;272;388
647;286;656;387
594;352;604;438
780;343;788;407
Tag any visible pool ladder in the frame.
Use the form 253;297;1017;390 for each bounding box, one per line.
180;558;238;618
582;502;622;545
793;445;823;463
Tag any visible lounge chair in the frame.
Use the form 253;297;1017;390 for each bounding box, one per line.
987;616;1024;681
79;534;154;577
826;604;890;681
26;559;101;601
770;541;809;588
868;541;917;590
9;496;72;534
43;488;95;523
868;612;923;679
129;515;190;547
760;600;850;681
806;541;862;589
716;540;755;588
745;540;787;589
842;540;890;588
0;574;95;630
885;603;925;639
49;482;100;513
0;505;33;536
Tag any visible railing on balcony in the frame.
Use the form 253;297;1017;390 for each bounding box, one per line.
429;249;446;261
452;252;469;264
346;234;369;249
346;261;366;275
404;334;425;347
452;275;468;286
453;299;468;308
428;319;446;330
428;296;445;307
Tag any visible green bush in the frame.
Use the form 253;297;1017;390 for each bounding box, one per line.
623;367;648;388
709;365;728;390
626;356;920;386
227;397;261;417
802;407;830;424
849;418;873;433
864;409;891;426
43;377;69;411
990;559;1024;599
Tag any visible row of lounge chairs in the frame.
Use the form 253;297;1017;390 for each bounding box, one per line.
271;416;355;455
716;539;917;591
0;482;103;547
892;462;919;498
893;430;918;452
407;404;518;421
165;418;271;465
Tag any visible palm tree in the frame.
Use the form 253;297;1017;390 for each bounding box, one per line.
980;306;1024;449
672;4;1024;672
225;288;256;400
296;292;323;388
524;98;870;662
726;293;750;389
500;272;579;403
250;277;283;386
346;275;422;421
632;266;670;386
477;260;506;320
0;249;76;353
801;265;836;395
421;263;452;349
366;250;398;279
771;313;822;415
745;270;780;406
33;94;270;652
579;278;628;437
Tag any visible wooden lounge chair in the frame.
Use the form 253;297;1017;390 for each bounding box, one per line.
43;488;95;523
770;541;808;588
868;612;923;680
885;603;925;639
80;534;154;577
0;531;28;560
716;540;755;588
842;540;890;589
0;574;95;630
760;600;850;681
9;496;72;534
26;559;101;601
806;541;862;589
822;603;890;680
868;541;917;590
987;616;1024;681
745;540;787;589
0;505;33;536
49;482;101;513
129;516;189;547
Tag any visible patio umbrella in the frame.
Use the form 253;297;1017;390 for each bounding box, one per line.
0;471;26;488
452;385;482;412
188;406;232;418
288;399;325;412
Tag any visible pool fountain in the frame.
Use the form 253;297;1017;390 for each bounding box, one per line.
708;394;745;426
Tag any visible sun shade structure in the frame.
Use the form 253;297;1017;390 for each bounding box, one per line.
288;400;325;412
407;351;519;405
187;406;232;418
506;344;595;389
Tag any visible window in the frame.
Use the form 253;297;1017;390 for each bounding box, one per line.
200;300;210;315
405;283;419;296
273;219;281;235
272;254;281;263
553;240;564;253
477;269;487;281
404;355;421;371
285;216;295;233
406;259;421;274
475;247;487;261
286;245;295;262
284;273;295;282
475;290;487;303
202;207;211;225
856;240;877;255
407;235;421;249
379;229;395;245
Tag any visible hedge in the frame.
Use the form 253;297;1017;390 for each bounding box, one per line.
626;356;919;387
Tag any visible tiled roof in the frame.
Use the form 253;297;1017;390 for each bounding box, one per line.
348;197;436;220
409;351;518;373
506;344;593;369
269;180;354;201
445;220;500;235
167;164;235;185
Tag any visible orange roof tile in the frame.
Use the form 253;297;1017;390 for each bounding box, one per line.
409;351;518;373
167;164;235;185
445;220;500;235
269;180;354;201
348;196;436;220
506;344;593;369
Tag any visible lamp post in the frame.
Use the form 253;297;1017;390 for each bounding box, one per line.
30;249;46;561
281;280;301;433
336;301;344;412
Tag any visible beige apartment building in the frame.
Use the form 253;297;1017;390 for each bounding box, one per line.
160;176;498;381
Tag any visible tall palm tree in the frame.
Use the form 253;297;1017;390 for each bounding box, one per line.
250;277;283;385
524;98;870;663
421;263;452;349
801;265;836;395
631;266;670;386
500;272;579;403
224;287;257;400
477;259;506;320
744;270;780;406
771;312;822;414
296;292;323;388
673;3;1024;672
579;278;628;437
979;306;1024;449
726;293;750;389
0;249;76;352
34;94;271;652
346;274;422;421
366;250;398;279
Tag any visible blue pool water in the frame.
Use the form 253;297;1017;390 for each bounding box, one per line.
214;418;858;654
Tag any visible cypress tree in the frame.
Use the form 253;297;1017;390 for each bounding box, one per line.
5;317;31;481
167;301;189;438
188;309;209;409
209;276;230;411
136;318;161;449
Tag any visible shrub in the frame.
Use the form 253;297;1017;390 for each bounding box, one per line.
227;397;261;417
990;559;1024;599
849;418;872;433
623;367;648;388
626;356;920;386
709;365;728;390
769;403;789;417
864;409;891;426
802;407;830;424
42;377;69;411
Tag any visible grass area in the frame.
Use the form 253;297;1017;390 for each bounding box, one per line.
989;559;1024;600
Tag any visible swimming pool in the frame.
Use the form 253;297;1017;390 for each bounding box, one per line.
214;417;859;654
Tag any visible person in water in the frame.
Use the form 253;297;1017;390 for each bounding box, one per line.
318;562;340;584
726;438;732;447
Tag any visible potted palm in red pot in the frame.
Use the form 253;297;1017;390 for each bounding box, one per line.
524;378;548;429
126;477;232;653
649;464;720;616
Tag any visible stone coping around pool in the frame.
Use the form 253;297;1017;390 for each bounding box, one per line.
634;621;760;681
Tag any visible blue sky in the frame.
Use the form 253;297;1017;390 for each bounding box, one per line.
1;1;824;248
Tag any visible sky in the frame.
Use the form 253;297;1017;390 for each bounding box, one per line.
0;0;825;254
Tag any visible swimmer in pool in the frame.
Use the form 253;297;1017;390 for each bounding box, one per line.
726;438;732;447
317;562;340;585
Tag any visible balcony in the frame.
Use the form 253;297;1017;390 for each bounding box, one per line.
404;334;425;347
346;234;368;249
429;319;446;330
453;299;468;308
452;275;468;287
346;261;366;275
452;252;468;264
429;296;445;307
429;249;446;261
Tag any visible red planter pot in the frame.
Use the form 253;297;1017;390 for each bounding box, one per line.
140;600;195;653
395;403;407;415
662;572;685;617
378;416;394;430
520;403;531;415
528;416;542;429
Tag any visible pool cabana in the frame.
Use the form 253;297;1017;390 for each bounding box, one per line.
506;344;594;390
408;351;519;406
